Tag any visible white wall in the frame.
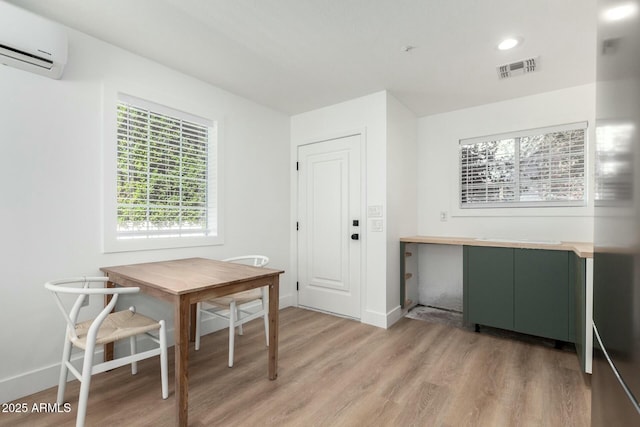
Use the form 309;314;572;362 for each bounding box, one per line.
416;83;596;306
290;91;390;327
385;94;418;316
0;27;291;403
417;245;463;311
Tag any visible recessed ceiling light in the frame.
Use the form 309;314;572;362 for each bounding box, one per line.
603;3;638;21
498;38;520;50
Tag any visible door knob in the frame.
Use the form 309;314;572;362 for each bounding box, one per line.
351;233;359;240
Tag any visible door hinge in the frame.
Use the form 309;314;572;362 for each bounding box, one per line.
296;281;299;291
296;162;299;171
296;222;299;231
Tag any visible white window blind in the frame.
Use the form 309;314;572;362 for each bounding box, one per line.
116;94;217;239
459;122;587;208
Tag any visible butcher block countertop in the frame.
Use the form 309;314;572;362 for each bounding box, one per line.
400;236;593;258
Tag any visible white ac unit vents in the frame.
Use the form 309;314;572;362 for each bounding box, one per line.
0;2;68;79
497;57;539;79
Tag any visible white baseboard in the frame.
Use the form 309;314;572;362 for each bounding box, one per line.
360;305;403;329
0;349;101;405
385;305;404;328
279;293;295;309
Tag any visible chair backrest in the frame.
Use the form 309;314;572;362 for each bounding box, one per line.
45;277;140;342
222;255;269;268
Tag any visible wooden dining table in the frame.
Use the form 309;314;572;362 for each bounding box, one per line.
100;257;284;427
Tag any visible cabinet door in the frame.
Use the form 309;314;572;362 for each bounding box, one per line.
514;249;569;341
465;246;514;330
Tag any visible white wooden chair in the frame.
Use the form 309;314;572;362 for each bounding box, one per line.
45;277;168;427
195;255;269;367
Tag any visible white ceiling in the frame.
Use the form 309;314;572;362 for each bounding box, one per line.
8;0;597;116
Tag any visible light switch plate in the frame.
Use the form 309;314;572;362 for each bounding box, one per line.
368;205;383;218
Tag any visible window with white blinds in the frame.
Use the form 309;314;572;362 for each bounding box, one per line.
459;122;587;208
116;94;217;239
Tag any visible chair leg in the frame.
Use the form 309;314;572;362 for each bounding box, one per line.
56;336;73;405
130;336;138;375
228;300;236;367
195;302;202;351
159;320;168;399
76;343;95;427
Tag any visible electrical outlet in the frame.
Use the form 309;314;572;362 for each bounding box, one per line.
440;211;448;222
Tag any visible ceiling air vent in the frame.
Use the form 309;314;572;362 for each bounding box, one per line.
497;57;539;79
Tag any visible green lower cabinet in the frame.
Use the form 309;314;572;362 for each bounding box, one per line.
464;246;576;344
514;249;569;341
465;246;514;330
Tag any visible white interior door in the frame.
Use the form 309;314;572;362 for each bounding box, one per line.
297;134;362;319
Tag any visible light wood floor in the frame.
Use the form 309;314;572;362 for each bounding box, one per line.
1;307;590;426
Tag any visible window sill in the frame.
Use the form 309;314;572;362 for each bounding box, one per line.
102;235;224;253
451;204;594;218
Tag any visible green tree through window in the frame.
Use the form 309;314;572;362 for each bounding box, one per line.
116;101;212;238
460;123;586;208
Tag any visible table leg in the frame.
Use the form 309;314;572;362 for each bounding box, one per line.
268;276;279;380
174;295;190;427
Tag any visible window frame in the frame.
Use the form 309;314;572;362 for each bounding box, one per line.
103;85;224;253
458;122;588;210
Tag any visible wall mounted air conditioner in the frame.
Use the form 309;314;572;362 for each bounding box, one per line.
0;2;68;79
